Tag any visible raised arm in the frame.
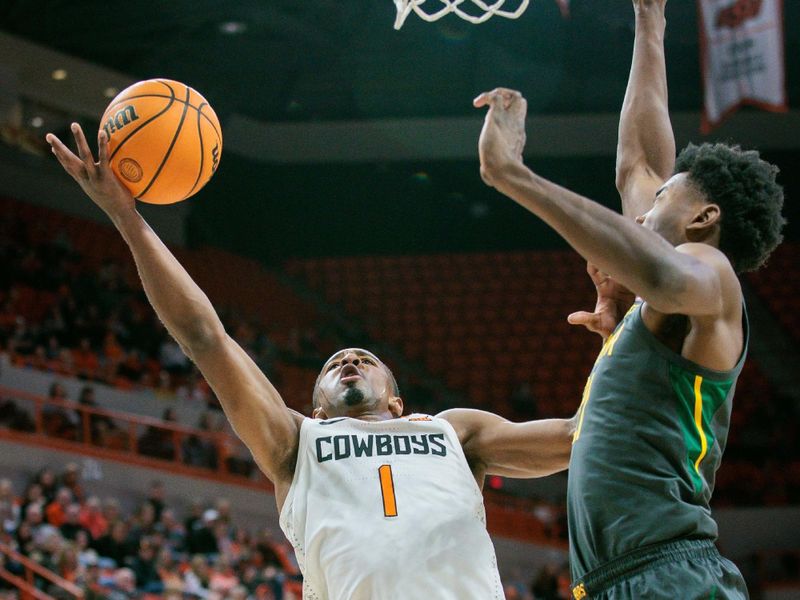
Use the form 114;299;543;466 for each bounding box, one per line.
475;90;731;317
615;0;676;218
439;409;575;480
46;125;301;500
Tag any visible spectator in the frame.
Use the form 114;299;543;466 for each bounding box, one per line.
79;495;108;540
159;338;190;375
130;537;163;593
531;563;559;600
21;502;45;535
158;508;185;552
45;486;73;527
128;502;158;548
184;499;205;534
60;462;84;502
210;554;239;597
42;382;77;439
78;386;119;445
102;497;121;526
60;502;90;541
183;413;218;469
0;479;20;525
35;468;58;505
145;480;166;522
138;408;177;460
55;541;82;584
19;482;44;522
15;520;35;555
106;567;137;600
32;524;64;574
74;530;96;567
186;509;219;555
92;520;133;568
183;555;211;599
73;337;99;380
155;546;183;593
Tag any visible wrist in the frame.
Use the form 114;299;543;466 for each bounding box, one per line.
635;7;666;28
106;203;141;230
489;159;531;195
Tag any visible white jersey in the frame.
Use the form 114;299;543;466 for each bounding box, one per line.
279;414;504;600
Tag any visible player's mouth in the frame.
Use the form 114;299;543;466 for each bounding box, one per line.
340;364;362;383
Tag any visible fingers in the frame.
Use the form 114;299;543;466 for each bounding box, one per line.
71;123;98;178
585;263;610;287
97;130;109;165
46;132;89;181
567;311;596;326
567;311;604;336
473;88;524;109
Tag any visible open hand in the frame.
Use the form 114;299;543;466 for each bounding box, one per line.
568;263;636;340
473;88;527;188
46;123;135;219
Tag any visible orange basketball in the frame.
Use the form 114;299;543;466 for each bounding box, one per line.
99;79;222;205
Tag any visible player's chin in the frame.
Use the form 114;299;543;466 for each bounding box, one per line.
340;385;367;407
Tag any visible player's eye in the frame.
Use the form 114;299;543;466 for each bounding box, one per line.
361;358;374;365
326;363;339;372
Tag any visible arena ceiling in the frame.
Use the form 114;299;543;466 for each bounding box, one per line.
1;1;798;259
1;0;797;123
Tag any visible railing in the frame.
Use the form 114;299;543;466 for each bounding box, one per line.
0;542;84;600
0;385;268;489
0;385;565;546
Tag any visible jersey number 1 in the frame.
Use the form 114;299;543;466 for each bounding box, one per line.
378;465;398;517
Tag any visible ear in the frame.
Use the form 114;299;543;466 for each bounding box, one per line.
686;203;721;240
312;407;328;420
388;396;404;418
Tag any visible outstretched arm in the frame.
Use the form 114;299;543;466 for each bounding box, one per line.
475;90;727;317
439;409;575;479
615;0;675;218
46;125;301;498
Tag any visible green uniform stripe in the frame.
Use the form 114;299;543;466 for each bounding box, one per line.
670;365;733;495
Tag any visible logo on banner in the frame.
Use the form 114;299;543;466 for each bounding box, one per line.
716;0;762;29
698;0;786;133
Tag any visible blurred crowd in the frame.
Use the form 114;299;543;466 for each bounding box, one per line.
0;465;301;599
0;205;446;415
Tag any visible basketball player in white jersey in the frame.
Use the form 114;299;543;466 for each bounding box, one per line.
46;125;576;600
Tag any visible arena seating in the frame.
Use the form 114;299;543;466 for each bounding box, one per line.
286;252;800;508
747;242;800;343
1;196;798;511
286;251;599;418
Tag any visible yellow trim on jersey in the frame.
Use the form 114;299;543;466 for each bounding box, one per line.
692;375;708;474
572;374;594;444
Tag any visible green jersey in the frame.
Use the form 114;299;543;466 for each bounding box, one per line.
567;300;748;580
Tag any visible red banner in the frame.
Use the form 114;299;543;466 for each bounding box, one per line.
697;0;787;133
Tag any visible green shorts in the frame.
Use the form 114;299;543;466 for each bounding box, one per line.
571;539;749;600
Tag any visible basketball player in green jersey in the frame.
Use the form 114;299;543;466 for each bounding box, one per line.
474;0;784;597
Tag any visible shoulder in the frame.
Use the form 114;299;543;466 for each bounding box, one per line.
674;243;742;316
436;408;506;446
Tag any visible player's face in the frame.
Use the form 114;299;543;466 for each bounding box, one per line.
313;348;402;419
636;173;712;246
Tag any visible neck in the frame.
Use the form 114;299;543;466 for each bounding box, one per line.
325;407;396;421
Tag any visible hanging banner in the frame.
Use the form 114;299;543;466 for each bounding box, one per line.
697;0;787;133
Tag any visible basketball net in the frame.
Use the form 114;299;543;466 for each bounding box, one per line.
394;0;530;29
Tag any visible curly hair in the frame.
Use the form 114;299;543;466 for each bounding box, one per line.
674;143;785;273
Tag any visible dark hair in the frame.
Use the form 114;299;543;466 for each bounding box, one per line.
312;359;400;409
675;143;785;273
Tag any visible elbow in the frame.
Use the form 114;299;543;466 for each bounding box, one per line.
181;321;227;357
614;162;631;195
